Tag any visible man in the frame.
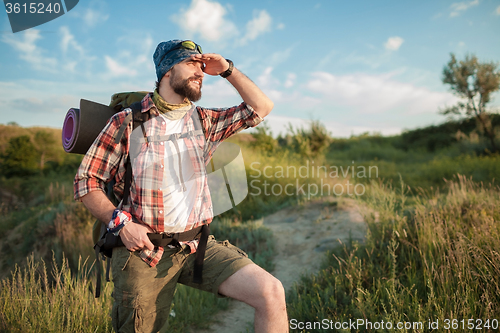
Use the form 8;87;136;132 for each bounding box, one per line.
74;39;288;333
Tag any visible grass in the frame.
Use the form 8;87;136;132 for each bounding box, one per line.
2;119;500;332
0;255;114;333
0;215;277;333
286;175;500;332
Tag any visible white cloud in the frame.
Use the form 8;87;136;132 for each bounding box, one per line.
277;23;285;30
496;5;500;15
60;26;84;56
450;0;479;17
240;10;273;45
174;0;238;41
257;67;278;87
305;71;458;115
284;73;296;88
104;56;138;77
198;78;240;107
384;36;404;51
82;8;109;27
102;35;154;79
1;30;57;72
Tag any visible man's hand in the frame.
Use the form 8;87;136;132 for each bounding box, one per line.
119;222;155;252
191;53;273;118
191;53;229;76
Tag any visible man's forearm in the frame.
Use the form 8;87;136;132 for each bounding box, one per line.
225;68;274;119
81;190;116;225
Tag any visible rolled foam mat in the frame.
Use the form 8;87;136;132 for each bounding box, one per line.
62;99;117;154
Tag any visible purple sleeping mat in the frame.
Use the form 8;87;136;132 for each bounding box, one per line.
62;99;117;154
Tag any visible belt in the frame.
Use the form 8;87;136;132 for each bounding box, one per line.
94;224;210;297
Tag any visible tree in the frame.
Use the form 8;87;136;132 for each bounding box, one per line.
0;135;39;177
441;53;500;153
34;130;57;171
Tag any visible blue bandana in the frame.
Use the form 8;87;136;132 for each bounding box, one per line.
153;40;202;82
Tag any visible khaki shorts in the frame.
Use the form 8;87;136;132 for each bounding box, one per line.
111;235;253;333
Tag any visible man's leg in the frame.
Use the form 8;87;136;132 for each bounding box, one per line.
218;264;289;333
111;246;184;333
178;236;289;332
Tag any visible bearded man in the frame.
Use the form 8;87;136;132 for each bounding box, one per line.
74;39;288;333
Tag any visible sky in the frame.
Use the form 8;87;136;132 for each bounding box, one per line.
1;0;499;137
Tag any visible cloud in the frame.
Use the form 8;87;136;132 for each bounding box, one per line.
0;80;82;127
384;36;404;51
240;10;273;45
81;8;109;27
102;34;154;79
104;56;138;77
450;0;479;17
174;0;238;41
198;78;240;107
284;73;296;88
277;23;285;30
305;71;458;115
60;26;84;56
1;30;57;72
496;5;500;15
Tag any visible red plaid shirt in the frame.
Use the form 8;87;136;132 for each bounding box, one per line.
74;93;262;266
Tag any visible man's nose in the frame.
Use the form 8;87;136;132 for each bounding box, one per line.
195;66;204;78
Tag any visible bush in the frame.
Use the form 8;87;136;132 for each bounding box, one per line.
0;135;39;177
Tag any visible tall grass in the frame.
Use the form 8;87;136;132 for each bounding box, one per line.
0;216;276;333
0;255;113;333
287;175;500;332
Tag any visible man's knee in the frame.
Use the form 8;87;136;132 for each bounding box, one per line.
259;275;286;307
219;264;286;309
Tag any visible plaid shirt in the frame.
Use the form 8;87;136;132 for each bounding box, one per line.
74;93;262;266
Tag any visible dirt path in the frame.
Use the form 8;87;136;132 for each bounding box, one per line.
196;197;368;333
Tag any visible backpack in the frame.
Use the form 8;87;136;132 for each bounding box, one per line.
82;92;209;298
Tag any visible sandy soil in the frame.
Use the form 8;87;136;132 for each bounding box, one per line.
195;197;368;333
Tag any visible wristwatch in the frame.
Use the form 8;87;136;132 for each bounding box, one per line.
220;59;234;78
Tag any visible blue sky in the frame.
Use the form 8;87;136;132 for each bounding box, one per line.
1;0;499;137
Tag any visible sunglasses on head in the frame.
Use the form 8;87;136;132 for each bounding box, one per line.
178;40;203;54
157;40;203;71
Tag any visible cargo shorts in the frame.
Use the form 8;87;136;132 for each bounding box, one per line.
110;235;254;333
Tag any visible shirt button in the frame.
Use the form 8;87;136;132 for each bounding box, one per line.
160;164;164;168
159;210;163;214
163;122;166;125
160;142;164;145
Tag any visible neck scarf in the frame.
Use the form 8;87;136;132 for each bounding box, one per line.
152;90;192;120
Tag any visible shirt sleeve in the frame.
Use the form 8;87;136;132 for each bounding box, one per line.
73;110;131;201
197;102;263;144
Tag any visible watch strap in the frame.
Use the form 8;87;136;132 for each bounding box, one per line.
220;59;234;78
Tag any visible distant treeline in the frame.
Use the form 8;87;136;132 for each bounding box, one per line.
327;114;500;155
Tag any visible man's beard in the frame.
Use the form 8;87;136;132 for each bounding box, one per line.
170;69;202;102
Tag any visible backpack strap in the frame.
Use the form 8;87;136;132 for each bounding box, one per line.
95;102;209;298
94;102;147;298
122;102;147;207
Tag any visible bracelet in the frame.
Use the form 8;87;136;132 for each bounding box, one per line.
107;209;132;235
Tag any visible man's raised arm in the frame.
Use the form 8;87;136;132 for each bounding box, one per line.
192;53;274;118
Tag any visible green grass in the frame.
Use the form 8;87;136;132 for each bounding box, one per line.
2;119;500;332
286;175;500;332
0;216;276;333
0;255;114;333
